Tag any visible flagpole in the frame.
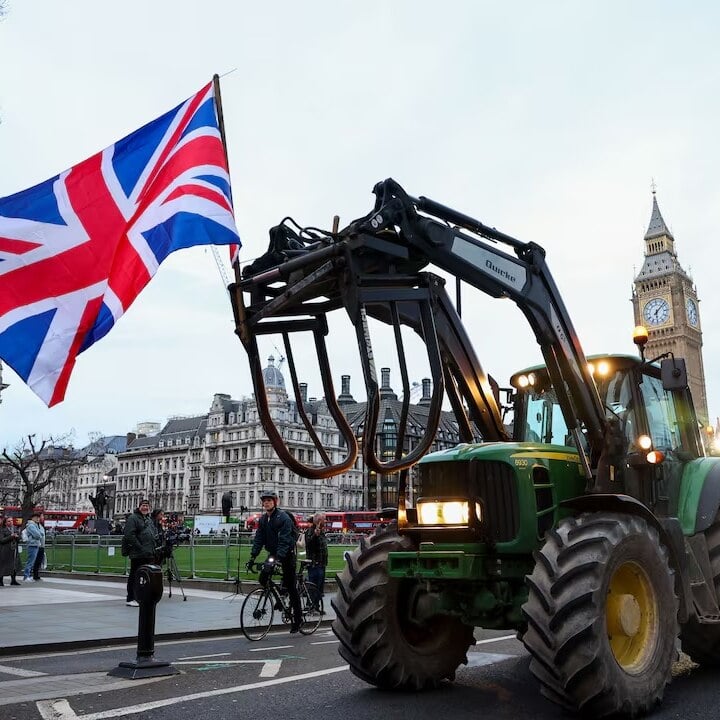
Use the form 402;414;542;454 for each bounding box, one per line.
213;73;250;347
212;73;241;285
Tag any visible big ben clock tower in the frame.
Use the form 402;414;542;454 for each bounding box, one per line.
631;190;709;425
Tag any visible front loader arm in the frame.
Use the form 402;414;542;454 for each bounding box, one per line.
233;179;614;488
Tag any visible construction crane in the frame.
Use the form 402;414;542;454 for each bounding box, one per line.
210;246;231;294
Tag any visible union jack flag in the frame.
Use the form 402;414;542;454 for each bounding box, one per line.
0;80;241;407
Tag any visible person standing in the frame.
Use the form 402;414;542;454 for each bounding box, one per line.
151;509;166;563
305;512;328;607
22;511;45;582
246;491;302;633
122;499;157;607
0;516;21;586
31;513;47;581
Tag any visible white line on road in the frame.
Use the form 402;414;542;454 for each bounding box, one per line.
37;665;349;720
0;663;47;677
474;634;517;646
311;640;339;645
178;653;231;660
248;645;293;652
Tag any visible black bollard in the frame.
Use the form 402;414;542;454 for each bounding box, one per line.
108;564;180;679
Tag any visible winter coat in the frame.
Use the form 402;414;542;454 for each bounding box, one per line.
122;510;158;560
305;527;328;567
250;508;294;560
24;520;45;547
0;526;21;575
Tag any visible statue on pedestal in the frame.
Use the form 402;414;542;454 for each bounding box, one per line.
221;492;233;524
89;487;109;518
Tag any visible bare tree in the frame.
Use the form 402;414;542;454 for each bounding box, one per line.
1;434;85;521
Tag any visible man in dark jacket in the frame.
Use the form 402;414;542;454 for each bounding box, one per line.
247;491;302;633
122;499;157;606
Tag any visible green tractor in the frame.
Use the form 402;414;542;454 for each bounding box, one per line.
233;180;720;717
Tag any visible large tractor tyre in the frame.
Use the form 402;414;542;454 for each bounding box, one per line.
681;512;720;664
331;527;475;690
521;513;678;719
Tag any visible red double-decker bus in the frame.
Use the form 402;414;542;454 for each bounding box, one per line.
245;512;310;532
324;511;384;534
0;506;95;531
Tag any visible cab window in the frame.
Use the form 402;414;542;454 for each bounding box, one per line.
638;373;679;451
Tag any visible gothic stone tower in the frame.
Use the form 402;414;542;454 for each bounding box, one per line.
631;192;709;425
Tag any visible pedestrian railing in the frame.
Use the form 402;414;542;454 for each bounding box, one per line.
42;532;257;580
39;532;355;579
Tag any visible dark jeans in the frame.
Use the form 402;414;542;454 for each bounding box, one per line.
32;547;45;579
308;565;326;599
280;555;302;627
127;556;154;601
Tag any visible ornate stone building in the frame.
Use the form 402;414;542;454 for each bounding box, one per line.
632;191;709;425
113;357;462;519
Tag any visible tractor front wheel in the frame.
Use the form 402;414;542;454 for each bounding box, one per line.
522;513;678;718
332;528;474;690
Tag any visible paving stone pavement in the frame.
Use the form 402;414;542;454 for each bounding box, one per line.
0;575;335;656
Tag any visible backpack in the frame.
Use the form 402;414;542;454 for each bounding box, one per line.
21;528;28;543
271;509;302;547
285;511;302;545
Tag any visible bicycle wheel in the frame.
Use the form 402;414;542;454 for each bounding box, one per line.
300;582;323;635
241;587;274;641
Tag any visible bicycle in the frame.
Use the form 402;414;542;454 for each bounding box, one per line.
240;558;324;641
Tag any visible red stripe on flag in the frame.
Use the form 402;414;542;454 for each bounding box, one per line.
0;237;42;254
137;135;227;211
49;295;105;407
136;83;213;202
163;183;232;213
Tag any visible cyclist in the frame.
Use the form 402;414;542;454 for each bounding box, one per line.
246;490;302;633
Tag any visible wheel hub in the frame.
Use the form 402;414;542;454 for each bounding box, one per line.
606;561;658;672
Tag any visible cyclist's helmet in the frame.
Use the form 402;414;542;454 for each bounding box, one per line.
260;490;278;502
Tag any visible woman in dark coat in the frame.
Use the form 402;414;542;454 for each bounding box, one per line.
0;515;21;586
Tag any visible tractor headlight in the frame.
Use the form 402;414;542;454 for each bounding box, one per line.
416;498;483;526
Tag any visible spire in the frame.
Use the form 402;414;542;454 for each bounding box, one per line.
645;192;673;241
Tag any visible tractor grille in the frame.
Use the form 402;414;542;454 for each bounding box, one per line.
469;460;520;542
416;459;520;542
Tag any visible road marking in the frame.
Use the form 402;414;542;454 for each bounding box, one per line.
248;645;293;652
0;663;47;677
36;665;348;720
3;671;163;707
465;652;515;667
475;634;516;645
311;640;339;645
173;659;282;677
38;698;79;720
178;653;231;660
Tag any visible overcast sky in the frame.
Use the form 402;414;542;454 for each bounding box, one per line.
1;1;719;449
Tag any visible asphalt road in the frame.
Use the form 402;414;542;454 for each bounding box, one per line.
1;628;718;720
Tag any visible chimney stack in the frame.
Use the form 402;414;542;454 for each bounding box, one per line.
419;378;432;406
338;374;356;405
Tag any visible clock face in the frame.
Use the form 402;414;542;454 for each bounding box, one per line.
643;297;670;326
686;298;699;326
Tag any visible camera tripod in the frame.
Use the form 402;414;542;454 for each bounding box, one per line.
164;549;187;601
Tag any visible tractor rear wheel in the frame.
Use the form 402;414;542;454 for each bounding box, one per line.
681;512;720;664
521;512;678;718
331;528;474;690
